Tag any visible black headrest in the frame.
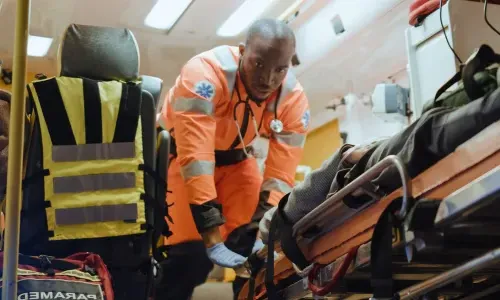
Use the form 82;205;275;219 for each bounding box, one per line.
141;75;163;107
58;24;140;82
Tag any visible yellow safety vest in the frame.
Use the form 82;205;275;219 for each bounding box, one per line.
27;76;146;241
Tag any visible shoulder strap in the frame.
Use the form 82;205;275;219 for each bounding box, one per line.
434;68;463;102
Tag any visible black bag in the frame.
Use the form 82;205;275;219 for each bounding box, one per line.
422;44;499;113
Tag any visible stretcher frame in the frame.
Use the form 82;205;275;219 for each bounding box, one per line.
239;120;500;299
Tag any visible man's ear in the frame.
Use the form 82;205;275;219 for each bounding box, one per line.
239;43;245;56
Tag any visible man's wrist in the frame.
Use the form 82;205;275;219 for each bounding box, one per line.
201;226;223;248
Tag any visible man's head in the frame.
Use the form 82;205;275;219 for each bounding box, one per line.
239;18;296;101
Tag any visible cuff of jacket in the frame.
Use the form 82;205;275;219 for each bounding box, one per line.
247;191;275;231
190;200;226;233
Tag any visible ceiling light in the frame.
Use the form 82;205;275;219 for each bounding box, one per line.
278;0;305;22
27;35;53;57
217;0;275;37
145;0;193;31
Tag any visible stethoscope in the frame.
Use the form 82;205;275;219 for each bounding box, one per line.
232;76;283;157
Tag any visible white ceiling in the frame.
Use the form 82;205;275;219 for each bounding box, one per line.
0;0;413;128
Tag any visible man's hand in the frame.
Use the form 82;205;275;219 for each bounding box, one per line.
206;243;246;268
258;206;278;244
201;226;246;268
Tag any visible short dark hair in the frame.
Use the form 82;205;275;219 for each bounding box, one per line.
245;18;296;48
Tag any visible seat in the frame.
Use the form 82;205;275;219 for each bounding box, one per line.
140;74;173;259
19;23;170;300
142;75;163;108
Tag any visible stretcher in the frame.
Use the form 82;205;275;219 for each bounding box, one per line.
238;119;500;299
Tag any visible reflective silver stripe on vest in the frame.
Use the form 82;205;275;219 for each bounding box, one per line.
181;160;215;180
174;97;213;115
261;178;292;194
273;132;306;148
53;173;136;194
266;72;298;113
55;203;138;225
52;142;135;162
213;46;238;95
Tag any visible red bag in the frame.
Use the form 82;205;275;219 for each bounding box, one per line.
409;0;447;26
0;252;114;300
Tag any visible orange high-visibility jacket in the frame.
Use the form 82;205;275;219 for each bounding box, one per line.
159;45;310;223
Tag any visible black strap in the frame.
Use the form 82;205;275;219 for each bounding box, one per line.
141;193;172;225
370;206;395;298
113;83;142;143
265;209;282;300
16;254;80;275
139;164;171;194
434;68;463;102
276;196;309;270
83;78;103;144
264;195;302;300
461;45;500;101
31;79;76;145
247;252;266;300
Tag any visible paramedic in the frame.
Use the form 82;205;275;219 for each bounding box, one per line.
156;18;310;299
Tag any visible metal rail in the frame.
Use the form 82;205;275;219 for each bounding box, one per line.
397;247;500;299
2;0;31;298
293;155;411;237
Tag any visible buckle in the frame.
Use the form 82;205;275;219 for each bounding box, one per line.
39;255;55;276
292;263;313;278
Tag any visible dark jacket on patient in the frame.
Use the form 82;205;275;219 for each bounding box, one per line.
283;86;500;223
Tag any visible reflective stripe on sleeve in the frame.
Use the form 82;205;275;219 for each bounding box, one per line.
180;160;215;180
273;132;306;148
261;178;292;194
174;97;213;115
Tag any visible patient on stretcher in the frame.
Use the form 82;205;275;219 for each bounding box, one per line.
260;84;500;249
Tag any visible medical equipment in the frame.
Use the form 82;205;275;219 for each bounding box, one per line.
232;77;283;157
371;83;410;124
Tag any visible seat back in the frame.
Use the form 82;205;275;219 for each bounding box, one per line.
20;24;168;270
142;75;163;108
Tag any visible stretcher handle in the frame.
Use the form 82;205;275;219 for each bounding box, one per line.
293;155;411;237
307;246;359;296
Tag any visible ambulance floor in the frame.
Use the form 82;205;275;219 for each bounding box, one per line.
192;282;233;300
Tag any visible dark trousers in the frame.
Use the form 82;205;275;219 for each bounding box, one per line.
155;225;257;300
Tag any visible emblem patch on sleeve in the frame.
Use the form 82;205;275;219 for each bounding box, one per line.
194;80;215;101
301;109;310;129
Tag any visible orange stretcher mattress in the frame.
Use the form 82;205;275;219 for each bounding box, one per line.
238;120;500;300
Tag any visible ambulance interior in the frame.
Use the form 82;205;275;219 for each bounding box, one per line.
0;0;499;299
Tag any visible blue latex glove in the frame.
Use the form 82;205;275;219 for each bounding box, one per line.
206;243;246;268
252;239;265;254
252;238;279;261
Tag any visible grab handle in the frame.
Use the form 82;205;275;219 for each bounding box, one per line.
293;155;412;238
